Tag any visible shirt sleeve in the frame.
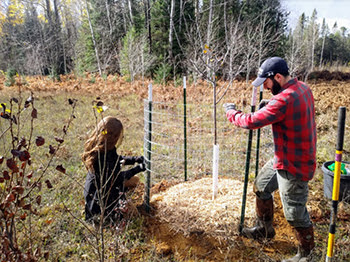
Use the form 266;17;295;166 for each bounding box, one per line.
226;97;287;129
120;155;137;165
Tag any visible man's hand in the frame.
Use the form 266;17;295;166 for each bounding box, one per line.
258;99;269;109
223;103;236;113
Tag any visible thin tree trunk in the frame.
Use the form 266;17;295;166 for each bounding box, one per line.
320;35;326;68
179;0;183;30
144;0;152;54
121;1;127;34
168;0;175;60
53;0;65;74
105;0;113;35
224;2;228;46
206;0;213;47
206;0;213;78
127;0;134;26
84;0;102;75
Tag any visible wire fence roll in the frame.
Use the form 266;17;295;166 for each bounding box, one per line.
143;89;274;186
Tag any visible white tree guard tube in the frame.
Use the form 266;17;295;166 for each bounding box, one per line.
148;83;153;101
212;144;219;200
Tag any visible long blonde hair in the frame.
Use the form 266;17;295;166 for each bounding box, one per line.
82;116;124;172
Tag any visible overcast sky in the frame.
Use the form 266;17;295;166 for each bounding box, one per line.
281;0;350;30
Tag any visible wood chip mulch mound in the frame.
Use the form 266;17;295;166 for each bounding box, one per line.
151;177;255;244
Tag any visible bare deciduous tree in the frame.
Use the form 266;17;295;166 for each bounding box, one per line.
120;28;155;82
84;0;102;75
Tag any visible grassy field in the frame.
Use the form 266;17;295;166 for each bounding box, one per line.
1;74;350;261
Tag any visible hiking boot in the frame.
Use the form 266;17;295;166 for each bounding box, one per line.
241;196;275;239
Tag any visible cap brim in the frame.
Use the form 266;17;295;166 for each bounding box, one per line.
252;77;266;87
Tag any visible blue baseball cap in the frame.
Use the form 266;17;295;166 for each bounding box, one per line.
252;57;289;87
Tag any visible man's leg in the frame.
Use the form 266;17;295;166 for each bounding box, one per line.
241;159;279;239
277;170;314;262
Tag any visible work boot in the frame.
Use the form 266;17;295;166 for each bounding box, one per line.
241;196;275;239
282;225;315;262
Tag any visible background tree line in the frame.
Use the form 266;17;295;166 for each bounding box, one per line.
0;0;349;83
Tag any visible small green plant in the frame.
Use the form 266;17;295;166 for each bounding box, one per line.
102;73;108;81
5;68;17;87
49;67;61;82
89;74;96;83
174;76;183;87
112;74;118;82
154;62;172;85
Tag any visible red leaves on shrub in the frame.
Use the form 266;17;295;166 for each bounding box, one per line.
12;185;24;195
20;213;27;220
11;150;20;157
45;179;53;189
31;108;37;118
35;136;45;146
68;98;75;105
11;97;18;103
11;150;30;162
54;137;64;143
24;95;33;108
27;171;33;179
0;156;3;164
45;219;53;225
56;165;66;174
18;137;27;149
49;145;56;154
3;171;10;180
36;195;41;205
7;158;19;172
23;204;31;210
18;198;25;207
5;193;15;203
0;177;4;183
19;151;30;162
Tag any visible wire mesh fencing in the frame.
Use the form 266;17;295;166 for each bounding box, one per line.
143;90;275;185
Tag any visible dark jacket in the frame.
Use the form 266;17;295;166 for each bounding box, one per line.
84;148;143;221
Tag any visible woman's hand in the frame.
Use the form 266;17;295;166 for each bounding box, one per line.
135;156;144;164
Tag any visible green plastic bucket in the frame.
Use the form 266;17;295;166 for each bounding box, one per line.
322;161;350;203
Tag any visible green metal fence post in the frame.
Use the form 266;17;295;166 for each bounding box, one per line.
239;85;257;233
255;85;264;178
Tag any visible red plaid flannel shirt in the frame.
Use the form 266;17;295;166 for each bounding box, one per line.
226;78;316;181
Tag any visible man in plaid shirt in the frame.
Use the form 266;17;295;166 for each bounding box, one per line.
224;57;316;262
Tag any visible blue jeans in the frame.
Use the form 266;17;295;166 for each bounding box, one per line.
254;159;312;228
